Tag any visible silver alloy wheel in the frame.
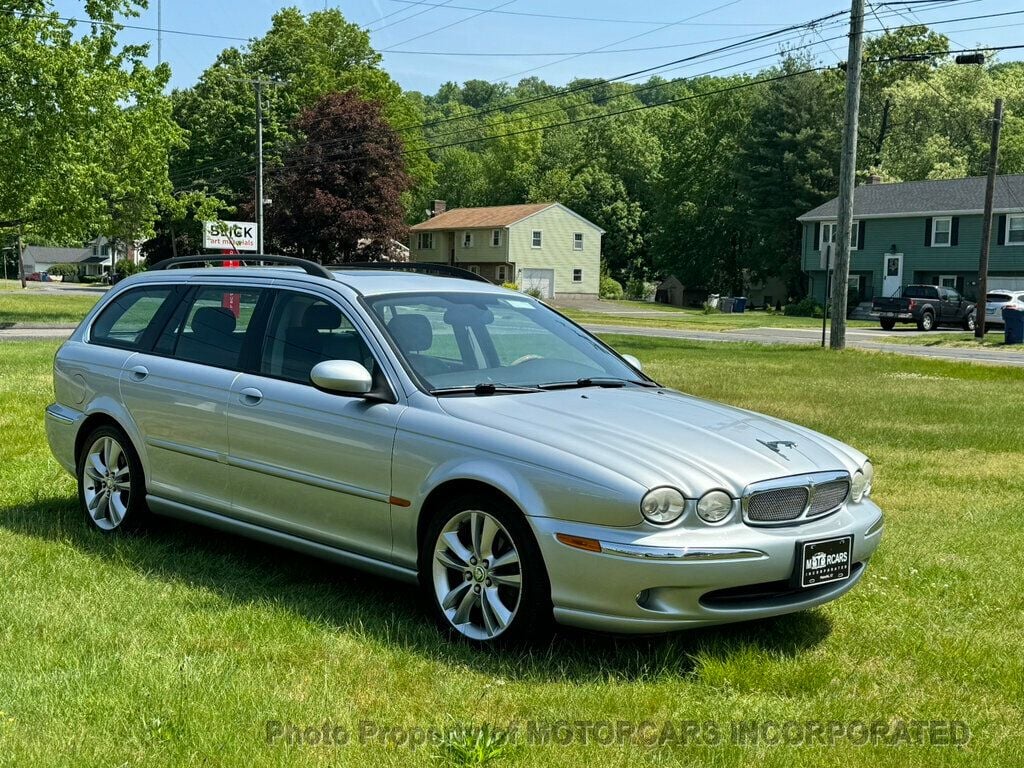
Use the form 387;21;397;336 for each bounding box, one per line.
82;435;131;531
432;509;522;640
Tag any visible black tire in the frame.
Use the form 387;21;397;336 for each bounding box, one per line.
963;311;976;332
917;311;935;332
420;491;553;646
76;424;149;533
880;317;896;331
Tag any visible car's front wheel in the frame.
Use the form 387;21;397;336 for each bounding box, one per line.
422;493;552;645
963;311;976;331
77;425;148;533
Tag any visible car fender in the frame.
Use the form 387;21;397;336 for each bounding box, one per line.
78;396;150;479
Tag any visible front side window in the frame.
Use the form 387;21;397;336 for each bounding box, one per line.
167;286;263;370
1008;215;1024;244
260;291;374;385
531;230;542;248
90;287;176;350
367;292;644;392
491;229;501;247
573;232;584;250
932;217;952;246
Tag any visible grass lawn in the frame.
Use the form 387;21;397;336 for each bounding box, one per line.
1;337;1022;766
560;306;876;331
881;331;1024;353
0;290;101;326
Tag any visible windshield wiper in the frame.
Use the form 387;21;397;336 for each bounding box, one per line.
430;383;544;396
539;377;657;390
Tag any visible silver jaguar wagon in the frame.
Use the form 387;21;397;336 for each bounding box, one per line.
45;257;883;645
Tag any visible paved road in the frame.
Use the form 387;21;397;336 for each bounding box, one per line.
582;324;1024;368
3;322;1021;368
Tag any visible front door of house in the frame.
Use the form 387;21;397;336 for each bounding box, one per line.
882;253;903;297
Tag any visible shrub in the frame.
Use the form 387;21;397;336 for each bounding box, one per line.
783;297;823;318
113;258;144;279
524;287;543;299
79;274;101;284
599;276;624;300
500;282;518;291
702;301;718;314
625;279;652;301
47;263;79;280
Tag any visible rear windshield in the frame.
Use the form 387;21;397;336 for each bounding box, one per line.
903;286;938;299
987;293;1013;302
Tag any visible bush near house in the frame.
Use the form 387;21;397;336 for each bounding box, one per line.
112;258;143;280
599;276;624;300
784;297;824;318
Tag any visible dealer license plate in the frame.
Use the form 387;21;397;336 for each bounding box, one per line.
797;536;852;588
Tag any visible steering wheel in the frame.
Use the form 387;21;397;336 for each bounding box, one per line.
509;354;543;366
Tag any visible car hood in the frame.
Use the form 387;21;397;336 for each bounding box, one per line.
436;387;865;496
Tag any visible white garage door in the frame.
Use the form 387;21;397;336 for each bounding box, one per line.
989;276;1024;291
521;268;554;299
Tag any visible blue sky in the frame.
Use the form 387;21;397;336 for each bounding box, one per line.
53;0;1024;94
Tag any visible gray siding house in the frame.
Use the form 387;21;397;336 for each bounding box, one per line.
408;202;603;299
798;175;1024;302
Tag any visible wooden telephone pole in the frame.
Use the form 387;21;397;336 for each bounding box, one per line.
975;97;1003;339
829;0;865;350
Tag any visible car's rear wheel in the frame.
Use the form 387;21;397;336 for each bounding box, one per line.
422;493;552;645
917;311;935;331
880;317;896;331
77;425;148;533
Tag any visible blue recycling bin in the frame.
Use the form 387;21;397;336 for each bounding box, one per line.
732;296;748;313
1003;307;1023;345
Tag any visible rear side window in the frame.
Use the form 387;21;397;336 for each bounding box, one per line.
164;286;264;370
90;287;176;350
904;286;938;299
987;293;1012;302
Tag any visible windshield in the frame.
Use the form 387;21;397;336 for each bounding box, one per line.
366;291;648;392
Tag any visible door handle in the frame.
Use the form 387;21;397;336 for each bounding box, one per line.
239;387;263;406
129;365;149;382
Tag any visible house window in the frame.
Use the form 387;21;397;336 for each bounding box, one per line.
1008;215;1024;245
417;232;434;250
467;265;480;275
496;265;508;283
531;230;542;248
462;231;473;248
819;222;859;250
572;268;583;283
573;232;584;250
491;229;501;247
932;216;952;247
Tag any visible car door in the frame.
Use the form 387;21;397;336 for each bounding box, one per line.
119;283;267;514
225;288;404;561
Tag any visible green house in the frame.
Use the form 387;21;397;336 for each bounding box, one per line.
797;175;1024;303
408;201;603;299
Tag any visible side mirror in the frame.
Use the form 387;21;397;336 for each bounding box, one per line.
310;360;373;396
622;354;643;372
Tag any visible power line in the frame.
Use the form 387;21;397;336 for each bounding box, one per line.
365;0;458;32
380;0;516;49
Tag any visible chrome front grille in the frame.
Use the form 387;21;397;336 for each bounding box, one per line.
746;487;809;522
807;480;850;517
742;471;851;526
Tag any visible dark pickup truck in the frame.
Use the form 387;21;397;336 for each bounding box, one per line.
872;285;976;331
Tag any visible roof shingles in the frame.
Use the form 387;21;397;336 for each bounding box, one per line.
410;203;553;231
798;175;1024;221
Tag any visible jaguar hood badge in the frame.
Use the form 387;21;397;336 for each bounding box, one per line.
758;439;797;459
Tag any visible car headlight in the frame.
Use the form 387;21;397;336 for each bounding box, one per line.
851;461;874;502
640;487;685;525
696;490;733;523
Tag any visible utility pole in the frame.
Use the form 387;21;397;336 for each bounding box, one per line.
976;97;1003;339
829;0;865;350
17;231;26;289
255;80;265;255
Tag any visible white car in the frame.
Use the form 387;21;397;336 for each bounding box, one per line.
984;290;1024;327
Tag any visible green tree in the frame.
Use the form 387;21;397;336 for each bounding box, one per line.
0;1;181;246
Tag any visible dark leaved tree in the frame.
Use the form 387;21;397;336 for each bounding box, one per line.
267;90;412;262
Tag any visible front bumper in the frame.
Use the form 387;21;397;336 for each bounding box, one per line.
531;499;883;633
